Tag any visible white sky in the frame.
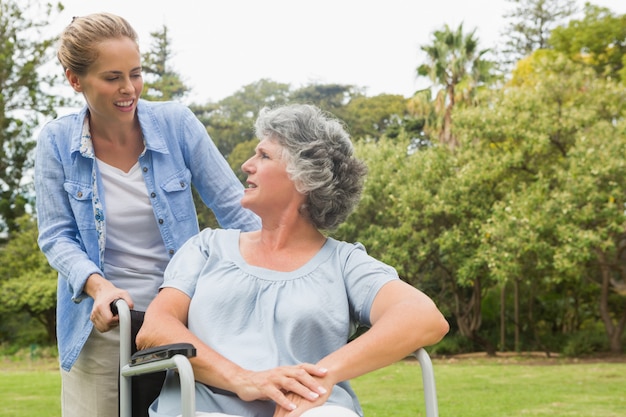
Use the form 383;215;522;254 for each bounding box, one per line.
48;0;626;104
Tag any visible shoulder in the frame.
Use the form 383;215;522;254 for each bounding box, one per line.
38;108;85;136
137;100;202;141
329;238;398;276
37;108;87;154
137;99;192;119
193;228;238;249
330;238;367;258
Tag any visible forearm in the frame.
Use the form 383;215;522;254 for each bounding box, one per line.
318;290;448;384
136;292;247;394
41;239;102;301
137;295;327;409
36;179;101;299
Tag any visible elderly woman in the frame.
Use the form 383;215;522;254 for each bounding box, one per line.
137;104;449;417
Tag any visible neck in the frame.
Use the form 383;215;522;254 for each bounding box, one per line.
259;222;325;250
89;112;140;145
240;218;326;272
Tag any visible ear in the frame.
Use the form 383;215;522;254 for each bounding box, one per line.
66;69;83;92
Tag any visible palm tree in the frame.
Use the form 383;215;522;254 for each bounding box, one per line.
416;23;494;148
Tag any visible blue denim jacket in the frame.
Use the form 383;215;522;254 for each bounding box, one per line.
35;100;260;371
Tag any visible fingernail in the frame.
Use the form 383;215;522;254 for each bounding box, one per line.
309;392;319;399
289;403;297;410
318;386;327;394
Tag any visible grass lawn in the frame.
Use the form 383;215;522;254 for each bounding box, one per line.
0;357;60;417
2;354;625;417
353;355;626;416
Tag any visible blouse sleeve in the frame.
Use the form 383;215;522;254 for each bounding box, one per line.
340;242;399;326
160;229;215;297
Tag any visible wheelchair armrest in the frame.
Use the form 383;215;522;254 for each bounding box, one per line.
121;349;195;377
130;343;196;366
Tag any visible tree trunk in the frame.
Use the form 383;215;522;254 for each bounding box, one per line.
453;276;496;355
596;249;625;354
514;278;520;352
440;84;458;148
500;283;506;352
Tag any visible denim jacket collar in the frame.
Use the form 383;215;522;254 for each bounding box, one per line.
69;100;172;159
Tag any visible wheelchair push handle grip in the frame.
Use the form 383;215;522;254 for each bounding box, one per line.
110;299;120;316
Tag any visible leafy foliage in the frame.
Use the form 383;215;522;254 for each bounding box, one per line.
550;3;626;82
141;25;189;101
0;0;66;235
0;216;56;343
499;0;577;67
454;51;626;353
415;22;495;148
190;79;292;158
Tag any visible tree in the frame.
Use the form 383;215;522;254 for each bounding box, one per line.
190;79;291;158
0;0;66;235
550;3;626;82
416;23;495;148
290;83;363;113
0;215;57;343
341;94;409;140
141;25;189;101
335;134;500;353
499;0;576;68
455;51;626;354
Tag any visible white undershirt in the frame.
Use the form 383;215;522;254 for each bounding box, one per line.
96;158;169;311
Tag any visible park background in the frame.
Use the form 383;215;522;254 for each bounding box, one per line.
1;2;626;413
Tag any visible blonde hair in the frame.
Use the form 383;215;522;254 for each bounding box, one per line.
57;12;138;75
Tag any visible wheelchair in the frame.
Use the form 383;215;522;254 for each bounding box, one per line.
114;299;440;417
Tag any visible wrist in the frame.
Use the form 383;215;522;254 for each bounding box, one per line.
84;273;109;298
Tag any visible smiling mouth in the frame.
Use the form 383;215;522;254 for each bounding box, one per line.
115;100;134;107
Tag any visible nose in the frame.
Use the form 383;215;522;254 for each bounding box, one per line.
241;159;251;174
120;76;134;94
241;156;254;175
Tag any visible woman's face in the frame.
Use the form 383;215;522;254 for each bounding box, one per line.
66;36;143;125
240;138;305;216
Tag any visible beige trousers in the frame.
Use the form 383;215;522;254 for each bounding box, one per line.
61;326;120;417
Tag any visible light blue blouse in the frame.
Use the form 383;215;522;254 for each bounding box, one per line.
151;228;399;417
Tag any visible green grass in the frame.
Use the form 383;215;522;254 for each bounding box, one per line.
352;357;626;417
2;356;626;417
0;370;61;416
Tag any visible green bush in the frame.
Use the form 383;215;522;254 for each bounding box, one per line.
562;326;608;357
0;343;57;361
0;312;51;346
428;333;473;356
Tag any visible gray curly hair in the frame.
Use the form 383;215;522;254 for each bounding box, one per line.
254;104;367;230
